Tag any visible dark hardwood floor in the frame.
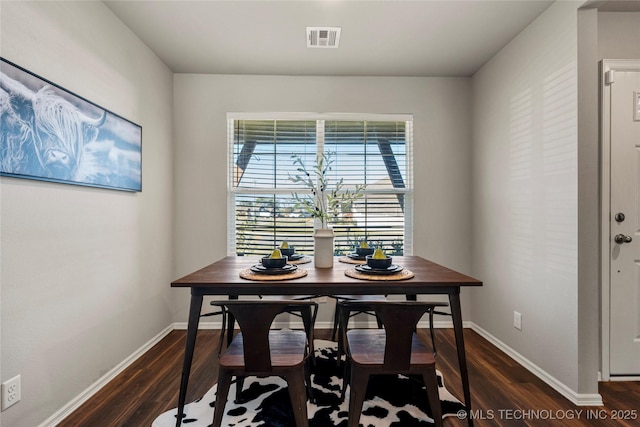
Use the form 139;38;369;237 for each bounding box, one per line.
58;328;640;427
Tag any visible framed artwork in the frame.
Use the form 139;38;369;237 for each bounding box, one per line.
0;57;142;192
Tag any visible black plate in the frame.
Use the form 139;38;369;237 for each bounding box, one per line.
347;253;366;260
288;253;304;261
250;264;298;275
355;264;403;275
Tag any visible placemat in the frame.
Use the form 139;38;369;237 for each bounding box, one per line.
288;256;312;265
338;256;366;265
240;268;308;281
344;268;414;281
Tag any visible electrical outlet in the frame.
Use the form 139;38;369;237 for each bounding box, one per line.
513;311;522;331
2;375;21;411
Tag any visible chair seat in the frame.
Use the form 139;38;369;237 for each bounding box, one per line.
220;330;308;368
347;329;435;366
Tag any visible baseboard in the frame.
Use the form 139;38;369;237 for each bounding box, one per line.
40;325;174;427
173;319;470;330
609;375;640;381
469;322;604;406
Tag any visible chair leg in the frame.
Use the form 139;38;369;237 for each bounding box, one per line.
374;312;382;329
340;358;350;401
336;305;348;367
304;357;315;404
421;366;443;427
300;306;316;367
285;369;310;427
429;308;437;356
347;367;369;427
234;376;245;403
331;301;341;341
212;369;233;427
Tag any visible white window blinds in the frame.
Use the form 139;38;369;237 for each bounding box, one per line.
228;114;413;257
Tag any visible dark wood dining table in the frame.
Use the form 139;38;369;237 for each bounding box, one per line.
171;255;482;426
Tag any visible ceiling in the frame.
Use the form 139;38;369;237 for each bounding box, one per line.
105;0;559;77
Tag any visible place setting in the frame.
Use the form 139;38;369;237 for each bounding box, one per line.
338;241;373;264
239;247;308;281
345;247;414;280
278;241;312;265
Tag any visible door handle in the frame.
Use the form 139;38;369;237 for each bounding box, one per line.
614;234;633;244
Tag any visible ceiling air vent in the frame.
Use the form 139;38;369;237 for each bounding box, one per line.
307;27;341;48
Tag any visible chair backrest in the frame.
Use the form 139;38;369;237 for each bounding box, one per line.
344;301;435;370
210;300;317;372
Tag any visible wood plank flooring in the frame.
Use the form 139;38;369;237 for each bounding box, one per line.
58;328;640;427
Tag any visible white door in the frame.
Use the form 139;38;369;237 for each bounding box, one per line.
607;62;640;376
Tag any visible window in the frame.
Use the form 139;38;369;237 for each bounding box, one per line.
228;113;413;257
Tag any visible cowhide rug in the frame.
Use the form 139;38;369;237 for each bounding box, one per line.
153;339;465;427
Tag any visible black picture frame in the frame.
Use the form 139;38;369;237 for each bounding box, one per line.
0;57;142;192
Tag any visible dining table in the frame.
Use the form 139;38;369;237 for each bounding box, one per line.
171;255;482;427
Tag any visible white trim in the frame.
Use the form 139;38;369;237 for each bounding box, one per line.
174;319;468;331
600;59;640;381
600;59;613;381
470;322;604;407
609;375;640;381
40;325;174;427
226;112;413;122
231;187;415;196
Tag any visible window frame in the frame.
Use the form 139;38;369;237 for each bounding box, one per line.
227;112;414;256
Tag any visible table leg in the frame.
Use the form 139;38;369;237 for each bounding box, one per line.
176;293;203;427
449;290;473;427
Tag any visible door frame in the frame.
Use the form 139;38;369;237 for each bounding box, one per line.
600;59;640;381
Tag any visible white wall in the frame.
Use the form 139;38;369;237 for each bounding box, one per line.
471;1;587;398
0;2;174;426
172;75;473;324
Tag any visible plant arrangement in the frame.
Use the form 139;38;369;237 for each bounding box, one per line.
289;152;365;229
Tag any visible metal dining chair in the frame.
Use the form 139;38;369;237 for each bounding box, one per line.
210;297;317;402
331;294;386;365
258;295;318;366
265;293;385;366
339;301;444;427
335;297;450;367
209;300;318;427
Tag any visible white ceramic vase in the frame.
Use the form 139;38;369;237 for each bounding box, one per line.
313;228;335;268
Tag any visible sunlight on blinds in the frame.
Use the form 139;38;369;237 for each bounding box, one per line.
228;116;413;256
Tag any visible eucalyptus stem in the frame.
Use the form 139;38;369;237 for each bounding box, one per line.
289;152;364;228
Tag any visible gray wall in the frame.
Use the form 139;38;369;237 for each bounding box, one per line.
598;12;640;59
471;1;585;398
0;2;174;426
577;4;600;396
172;75;474;324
